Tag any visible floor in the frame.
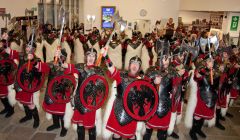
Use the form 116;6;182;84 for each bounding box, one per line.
0;86;240;140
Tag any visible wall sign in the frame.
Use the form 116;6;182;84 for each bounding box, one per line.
230;16;239;31
101;6;115;29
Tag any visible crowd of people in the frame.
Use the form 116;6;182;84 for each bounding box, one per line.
0;17;239;140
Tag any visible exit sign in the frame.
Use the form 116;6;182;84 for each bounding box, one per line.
230;16;239;31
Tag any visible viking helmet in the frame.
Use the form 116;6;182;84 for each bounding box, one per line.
129;55;142;66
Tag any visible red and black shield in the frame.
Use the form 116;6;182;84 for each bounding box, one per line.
79;74;108;111
17;63;46;93
0;59;18;86
48;75;76;104
123;80;158;121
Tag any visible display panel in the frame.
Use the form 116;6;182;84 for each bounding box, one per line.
101;6;115;29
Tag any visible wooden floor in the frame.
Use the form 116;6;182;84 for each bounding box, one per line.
0;86;240;140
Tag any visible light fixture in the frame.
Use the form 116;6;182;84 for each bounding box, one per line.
87;15;96;22
86;15;96;29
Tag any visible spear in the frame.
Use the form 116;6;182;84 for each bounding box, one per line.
27;27;35;73
54;7;65;64
208;37;213;85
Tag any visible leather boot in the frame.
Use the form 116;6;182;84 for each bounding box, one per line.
0;98;8;114
32;107;40;128
157;130;167;140
77;125;85;140
60;116;67;137
196;119;206;138
189;118;198;140
143;128;153;140
216;109;225;130
46;115;60;131
19;105;32;123
89;126;96;140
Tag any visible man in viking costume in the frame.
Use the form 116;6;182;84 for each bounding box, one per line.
87;29;101;56
143;55;172;140
15;42;47;128
102;49;158;140
73;31;87;64
141;33;156;72
167;47;188;139
107;33;123;69
71;48;107;140
42;48;78;137
214;60;228;130
0;38;19;118
185;54;218;140
227;45;240;117
124;31;143;70
214;46;233;127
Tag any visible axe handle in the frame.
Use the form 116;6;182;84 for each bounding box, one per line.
95;30;116;66
95;54;103;66
54;46;61;64
210;68;213;85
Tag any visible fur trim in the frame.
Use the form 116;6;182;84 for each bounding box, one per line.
46;112;52;120
204;108;216;127
62;41;71;63
36;42;44;62
72;124;77;131
167;112;177;135
136;122;144;140
229;99;234;107
176;101;184;125
44;39;58;63
33;91;40;111
221;94;230;117
184;70;198;128
124;44;142;70
176;113;182;125
74;39;85;64
17;102;24;111
73;74;79;97
7;84;16;106
102;81;117;139
141;46;150;73
96;108;102;137
64;102;74;129
10;40;23;53
108;44;122;69
141;124;146;136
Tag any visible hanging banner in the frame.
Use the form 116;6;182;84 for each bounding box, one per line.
230;16;239;31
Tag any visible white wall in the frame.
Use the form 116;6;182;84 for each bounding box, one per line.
0;0;39;28
83;0;180;31
180;0;240;11
179;11;210;24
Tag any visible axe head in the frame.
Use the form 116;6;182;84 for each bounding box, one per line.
111;11;127;32
210;35;219;52
58;6;66;24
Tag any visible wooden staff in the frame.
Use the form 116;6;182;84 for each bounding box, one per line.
95;31;115;66
208;37;214;85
